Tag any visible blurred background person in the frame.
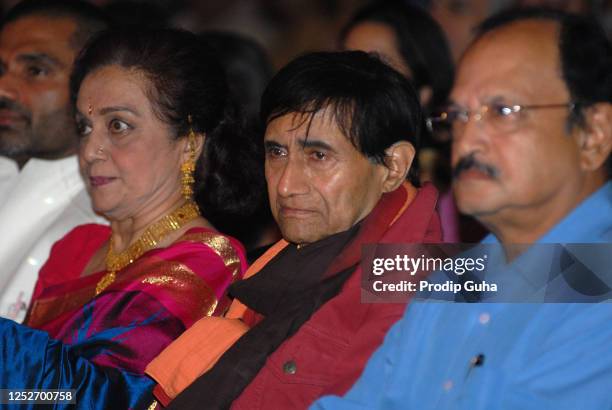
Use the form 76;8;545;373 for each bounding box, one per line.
0;27;258;409
2;0;611;65
0;0;109;322
340;0;466;241
341;0;453;114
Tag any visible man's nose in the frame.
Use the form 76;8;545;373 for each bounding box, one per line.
80;128;107;163
452;115;489;161
276;157;309;197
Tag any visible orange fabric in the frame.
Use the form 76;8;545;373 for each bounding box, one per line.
145;239;289;404
145;317;248;405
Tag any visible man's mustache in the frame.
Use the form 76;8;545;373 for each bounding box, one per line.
452;153;499;179
0;97;31;123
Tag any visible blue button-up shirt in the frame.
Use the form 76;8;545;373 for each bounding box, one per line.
312;182;612;410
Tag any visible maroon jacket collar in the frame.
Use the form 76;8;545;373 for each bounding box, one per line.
326;182;440;277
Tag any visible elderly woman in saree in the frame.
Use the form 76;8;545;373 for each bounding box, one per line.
0;27;266;409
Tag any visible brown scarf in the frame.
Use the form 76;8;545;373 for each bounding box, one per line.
167;225;359;410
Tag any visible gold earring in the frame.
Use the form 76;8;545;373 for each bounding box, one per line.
181;116;197;199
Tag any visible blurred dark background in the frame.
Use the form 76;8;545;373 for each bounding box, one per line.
1;0;609;69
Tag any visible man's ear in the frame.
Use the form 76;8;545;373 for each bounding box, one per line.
181;132;206;164
577;103;612;172
381;141;415;192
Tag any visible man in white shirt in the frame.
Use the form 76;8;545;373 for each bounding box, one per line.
0;0;109;321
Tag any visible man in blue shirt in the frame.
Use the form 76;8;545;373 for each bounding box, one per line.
313;8;612;410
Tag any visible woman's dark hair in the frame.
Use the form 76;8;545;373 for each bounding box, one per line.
340;0;454;112
260;50;422;185
70;28;266;227
198;31;276;251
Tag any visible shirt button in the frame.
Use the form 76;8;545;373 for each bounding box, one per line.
443;380;453;391
479;312;490;325
283;360;297;375
470;354;485;367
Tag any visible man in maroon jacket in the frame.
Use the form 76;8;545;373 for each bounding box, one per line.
146;50;442;410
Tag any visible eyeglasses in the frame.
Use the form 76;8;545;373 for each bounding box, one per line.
426;102;577;141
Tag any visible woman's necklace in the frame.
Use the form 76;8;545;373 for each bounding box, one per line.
95;200;201;295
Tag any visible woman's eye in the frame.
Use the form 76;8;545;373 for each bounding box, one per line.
109;119;130;133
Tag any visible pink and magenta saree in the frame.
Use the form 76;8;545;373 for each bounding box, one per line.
0;224;246;409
